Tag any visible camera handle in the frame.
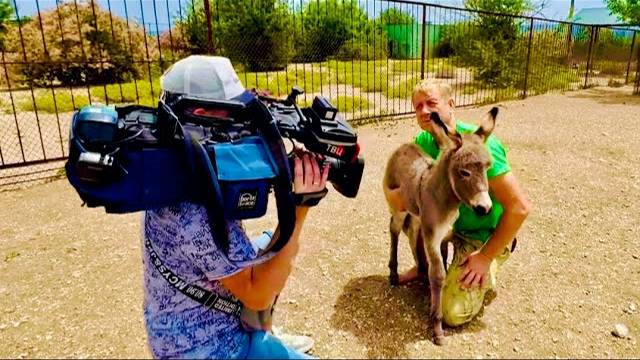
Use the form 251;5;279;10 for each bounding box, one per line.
285;87;307;127
285;86;304;105
259;87;308;128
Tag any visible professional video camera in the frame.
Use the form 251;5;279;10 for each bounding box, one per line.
260;86;364;198
66;55;364;254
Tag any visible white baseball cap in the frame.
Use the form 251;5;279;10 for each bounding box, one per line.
160;55;245;100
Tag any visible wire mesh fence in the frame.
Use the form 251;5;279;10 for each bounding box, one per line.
1;0;638;189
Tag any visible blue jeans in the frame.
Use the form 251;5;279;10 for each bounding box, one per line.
243;331;314;359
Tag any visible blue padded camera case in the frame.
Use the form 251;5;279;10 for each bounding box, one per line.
209;135;278;220
66;143;195;213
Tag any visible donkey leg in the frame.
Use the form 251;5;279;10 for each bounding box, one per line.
388;215;402;286
416;231;429;281
425;236;447;345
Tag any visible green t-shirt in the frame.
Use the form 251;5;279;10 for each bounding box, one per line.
414;121;511;243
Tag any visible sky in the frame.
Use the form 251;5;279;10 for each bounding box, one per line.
9;0;612;35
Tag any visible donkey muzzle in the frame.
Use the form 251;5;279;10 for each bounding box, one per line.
470;192;492;216
473;204;492;216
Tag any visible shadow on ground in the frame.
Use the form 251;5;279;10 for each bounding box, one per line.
330;275;486;358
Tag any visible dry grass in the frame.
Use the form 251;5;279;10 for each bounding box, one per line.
1;87;639;358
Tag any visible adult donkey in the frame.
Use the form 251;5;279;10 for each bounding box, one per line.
382;107;498;345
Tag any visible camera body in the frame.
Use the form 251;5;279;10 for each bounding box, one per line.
262;89;364;198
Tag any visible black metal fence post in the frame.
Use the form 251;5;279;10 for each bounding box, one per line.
626;31;636;84
635;31;640;94
584;25;596;88
203;0;215;55
420;4;427;80
566;22;573;65
522;17;535;98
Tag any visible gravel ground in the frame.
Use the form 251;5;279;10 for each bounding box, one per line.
1;86;639;358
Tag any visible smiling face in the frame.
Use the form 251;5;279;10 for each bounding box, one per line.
412;82;456;135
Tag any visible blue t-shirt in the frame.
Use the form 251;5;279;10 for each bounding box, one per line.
142;202;272;359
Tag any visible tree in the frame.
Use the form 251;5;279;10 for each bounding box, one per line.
465;0;533;15
178;0;219;55
4;0;155;86
217;0;294;71
605;0;640;93
457;0;534;87
606;0;640;24
568;0;575;20
297;0;385;62
0;0;13;51
178;0;294;71
377;8;415;25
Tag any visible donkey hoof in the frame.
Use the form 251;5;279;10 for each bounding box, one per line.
389;273;400;286
434;334;446;346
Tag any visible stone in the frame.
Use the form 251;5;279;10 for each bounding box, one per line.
625;303;638;314
612;323;629;339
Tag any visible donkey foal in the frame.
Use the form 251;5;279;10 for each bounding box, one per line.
382;108;498;345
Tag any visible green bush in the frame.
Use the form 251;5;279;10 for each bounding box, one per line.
334;40;388;61
595;61;627;76
436;23;468;58
593;28;635;62
218;0;294;71
179;0;294;71
526;65;581;95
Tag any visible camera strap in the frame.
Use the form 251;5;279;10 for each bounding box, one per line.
144;237;243;317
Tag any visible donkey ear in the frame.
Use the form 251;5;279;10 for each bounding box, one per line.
474;107;498;142
431;111;462;149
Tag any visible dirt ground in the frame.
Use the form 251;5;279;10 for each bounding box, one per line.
1;86;639;358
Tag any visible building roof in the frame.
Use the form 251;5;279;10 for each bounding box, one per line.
572;7;622;25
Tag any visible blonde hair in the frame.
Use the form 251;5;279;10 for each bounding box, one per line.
412;79;452;102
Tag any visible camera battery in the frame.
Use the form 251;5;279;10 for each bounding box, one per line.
74;105;120;145
76;151;116;183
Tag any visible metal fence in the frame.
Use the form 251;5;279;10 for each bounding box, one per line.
1;0;638;189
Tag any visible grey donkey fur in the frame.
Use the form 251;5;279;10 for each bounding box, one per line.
382;107;499;345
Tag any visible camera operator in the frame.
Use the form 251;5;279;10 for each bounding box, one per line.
142;57;328;359
143;152;327;359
